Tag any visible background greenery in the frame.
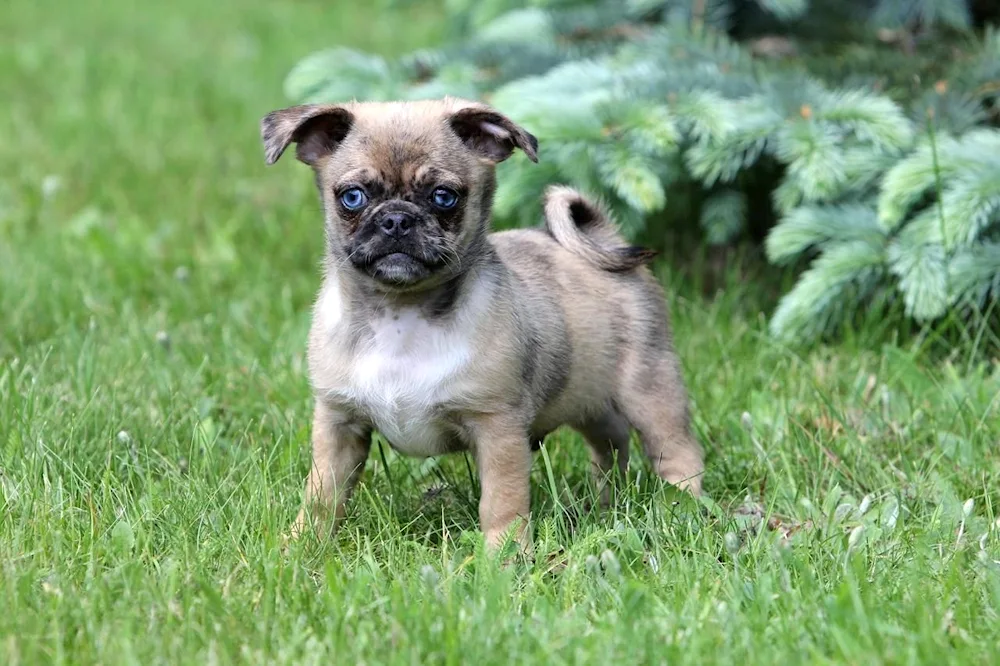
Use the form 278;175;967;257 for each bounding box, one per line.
1;0;999;664
288;0;1000;342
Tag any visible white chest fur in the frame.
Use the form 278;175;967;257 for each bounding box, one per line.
315;282;476;457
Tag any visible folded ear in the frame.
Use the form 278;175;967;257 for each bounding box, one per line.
448;104;538;164
260;104;355;166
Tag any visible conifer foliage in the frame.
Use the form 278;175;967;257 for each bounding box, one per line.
285;0;1000;341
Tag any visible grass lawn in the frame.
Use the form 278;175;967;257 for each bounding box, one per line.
2;0;1000;663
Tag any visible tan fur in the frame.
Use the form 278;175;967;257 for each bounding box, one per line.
261;98;703;553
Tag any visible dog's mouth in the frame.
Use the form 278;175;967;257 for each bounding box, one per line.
358;250;439;287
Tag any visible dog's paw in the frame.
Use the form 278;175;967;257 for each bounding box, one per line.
484;518;534;566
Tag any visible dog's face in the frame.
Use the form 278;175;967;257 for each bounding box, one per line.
261;99;537;290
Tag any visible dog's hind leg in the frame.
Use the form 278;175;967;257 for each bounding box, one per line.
575;409;631;507
618;351;704;496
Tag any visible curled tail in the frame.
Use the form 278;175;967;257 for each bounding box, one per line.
543;186;657;273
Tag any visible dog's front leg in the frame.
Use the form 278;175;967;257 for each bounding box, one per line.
467;412;533;553
290;401;371;539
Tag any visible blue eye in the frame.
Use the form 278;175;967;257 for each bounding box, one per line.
339;188;368;211
431;187;458;210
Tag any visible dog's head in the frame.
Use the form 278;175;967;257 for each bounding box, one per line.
261;98;537;290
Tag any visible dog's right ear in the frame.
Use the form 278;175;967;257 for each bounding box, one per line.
260;104;355;166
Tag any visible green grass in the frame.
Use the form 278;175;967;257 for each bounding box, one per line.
2;1;1000;663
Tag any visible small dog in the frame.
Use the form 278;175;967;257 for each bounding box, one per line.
260;98;703;550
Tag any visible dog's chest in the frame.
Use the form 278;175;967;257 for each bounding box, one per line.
343;308;470;456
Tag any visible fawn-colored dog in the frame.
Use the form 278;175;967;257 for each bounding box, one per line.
261;98;703;550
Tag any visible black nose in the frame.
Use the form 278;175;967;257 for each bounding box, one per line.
379;212;414;238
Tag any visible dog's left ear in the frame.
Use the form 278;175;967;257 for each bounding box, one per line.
260;104;355;166
448;104;539;164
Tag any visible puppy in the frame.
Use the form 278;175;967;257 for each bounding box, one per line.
260;98;703;550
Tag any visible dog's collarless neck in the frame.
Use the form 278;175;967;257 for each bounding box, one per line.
337;263;496;321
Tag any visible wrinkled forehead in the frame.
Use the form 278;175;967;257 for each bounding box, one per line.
323;108;479;189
